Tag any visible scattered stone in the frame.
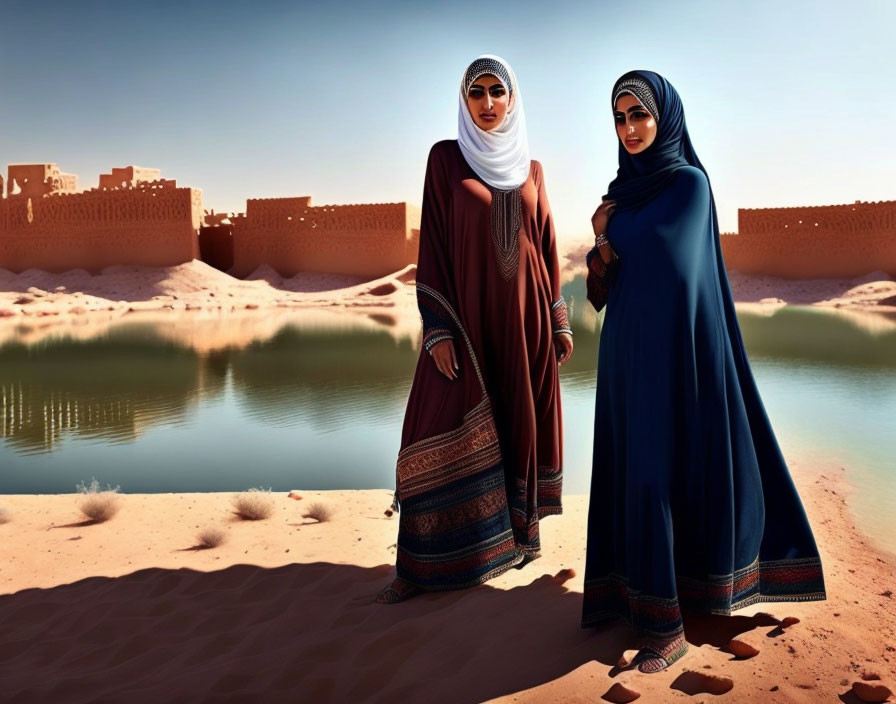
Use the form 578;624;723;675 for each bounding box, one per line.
287;491;302;501
602;682;640;703
384;509;394;517
13;296;33;305
770;685;779;691
554;567;576;583
880;590;893;599
727;639;759;659
54;285;67;292
245;303;259;309
781;616;801;628
862;672;882;681
852;681;893;703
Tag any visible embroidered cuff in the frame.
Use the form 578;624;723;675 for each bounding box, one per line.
551;297;572;336
585;245;619;313
423;327;454;352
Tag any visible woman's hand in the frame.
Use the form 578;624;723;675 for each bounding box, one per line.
430;339;459;380
591;199;615;238
554;333;573;365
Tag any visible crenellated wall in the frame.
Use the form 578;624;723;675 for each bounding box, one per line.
720;200;896;278
0;178;202;274
230;197;421;279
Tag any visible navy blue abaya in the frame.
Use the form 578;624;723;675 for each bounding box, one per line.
582;73;825;639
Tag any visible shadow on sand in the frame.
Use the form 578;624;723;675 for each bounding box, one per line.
0;561;780;703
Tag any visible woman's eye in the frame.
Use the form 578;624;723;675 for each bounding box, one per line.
489;88;506;97
614;115;625;124
632;111;649;119
469;89;484;98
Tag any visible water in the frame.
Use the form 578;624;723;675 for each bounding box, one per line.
2;277;895;554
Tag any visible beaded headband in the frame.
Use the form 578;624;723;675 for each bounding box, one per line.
613;77;660;121
463;58;513;96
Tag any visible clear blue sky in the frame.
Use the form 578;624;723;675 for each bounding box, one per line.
1;0;893;238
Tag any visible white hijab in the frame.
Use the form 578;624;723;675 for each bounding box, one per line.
457;54;531;190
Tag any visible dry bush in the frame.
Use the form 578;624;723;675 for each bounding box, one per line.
0;507;10;524
302;502;333;523
232;487;275;521
195;526;226;549
76;477;121;523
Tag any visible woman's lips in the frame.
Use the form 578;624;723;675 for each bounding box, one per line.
625;138;641;147
479;113;497;121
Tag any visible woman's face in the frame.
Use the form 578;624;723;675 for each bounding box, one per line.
614;93;658;154
466;74;512;131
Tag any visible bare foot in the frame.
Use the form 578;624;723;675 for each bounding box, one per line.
375;577;423;604
633;634;689;674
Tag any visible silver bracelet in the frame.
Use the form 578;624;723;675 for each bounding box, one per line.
595;233;609;248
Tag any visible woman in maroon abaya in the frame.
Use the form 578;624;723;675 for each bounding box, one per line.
377;55;572;603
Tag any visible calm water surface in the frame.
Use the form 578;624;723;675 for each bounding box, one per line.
2;277;894;554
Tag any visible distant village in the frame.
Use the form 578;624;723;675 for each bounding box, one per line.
0;162;893;279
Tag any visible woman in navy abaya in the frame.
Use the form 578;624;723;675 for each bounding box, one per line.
582;70;826;673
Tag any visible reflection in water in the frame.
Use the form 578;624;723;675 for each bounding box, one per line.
0;278;893;555
0;333;217;454
229;325;418;432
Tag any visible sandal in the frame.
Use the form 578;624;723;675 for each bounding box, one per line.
632;638;688;674
375;577;424;604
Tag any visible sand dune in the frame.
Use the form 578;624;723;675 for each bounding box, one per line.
1;460;894;703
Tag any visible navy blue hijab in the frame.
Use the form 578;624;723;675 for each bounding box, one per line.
605;70;715;222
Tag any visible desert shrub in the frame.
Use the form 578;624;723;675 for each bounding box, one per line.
195;526;226;549
232;487;275;521
302;502;333;523
76;477;121;523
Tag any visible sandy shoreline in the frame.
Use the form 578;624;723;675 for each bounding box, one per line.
1;460;894;703
1;250;894;341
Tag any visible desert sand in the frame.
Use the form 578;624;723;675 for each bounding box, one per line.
2;244;895;341
0;260;418;325
1;458;894;703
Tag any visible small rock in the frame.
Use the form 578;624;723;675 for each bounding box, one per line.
384;509;394;517
602;682;640;703
781;616;800;628
727;639;759;659
770;685;779;691
245;303;259;309
852;681;893;703
287;491;302;500
880;590;893;599
13;296;33;305
862;672;882;681
54;285;67;292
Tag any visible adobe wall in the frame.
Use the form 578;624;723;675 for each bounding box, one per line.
230;198;421;279
720;200;896;278
6;164;78;198
0;184;202;274
99;166;162;190
198;224;234;273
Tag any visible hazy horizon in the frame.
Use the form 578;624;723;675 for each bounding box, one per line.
1;0;893;239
